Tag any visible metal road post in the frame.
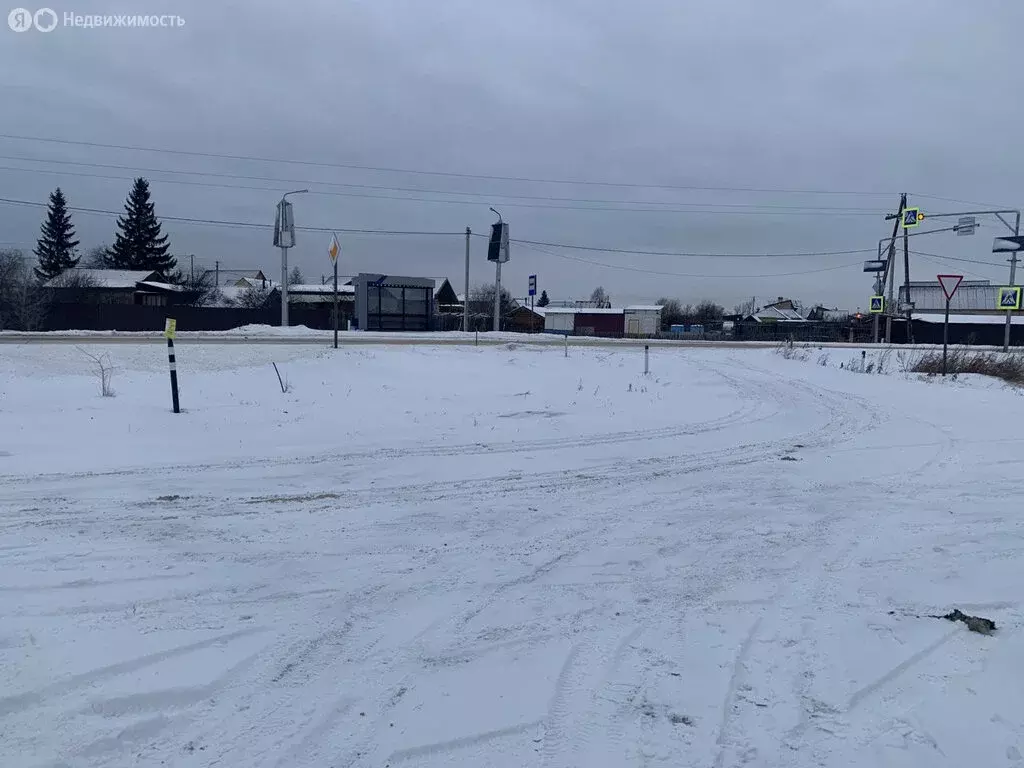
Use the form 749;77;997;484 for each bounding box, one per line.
333;255;339;349
943;296;950;376
464;227;471;332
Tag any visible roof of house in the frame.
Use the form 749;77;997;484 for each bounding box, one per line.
46;269;160;289
541;307;625;315
625;305;663;312
746;305;806;322
428;277;456;298
288;283;355;295
137;280;184;292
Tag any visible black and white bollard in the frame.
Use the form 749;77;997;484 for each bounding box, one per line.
165;318;180;414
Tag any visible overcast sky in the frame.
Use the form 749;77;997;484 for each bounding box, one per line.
2;0;1023;310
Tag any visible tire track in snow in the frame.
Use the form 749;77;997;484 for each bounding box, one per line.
0;378;766;488
714;617;764;768
541;626;643;767
0;626;265;716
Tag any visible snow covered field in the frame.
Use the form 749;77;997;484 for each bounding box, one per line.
2;341;1023;767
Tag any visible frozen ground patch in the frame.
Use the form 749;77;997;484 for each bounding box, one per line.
1;343;1023;767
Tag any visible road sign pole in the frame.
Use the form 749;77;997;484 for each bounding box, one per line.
1005;218;1019;353
333;256;339;349
943;297;950;376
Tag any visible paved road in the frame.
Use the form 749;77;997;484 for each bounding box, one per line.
0;332;916;350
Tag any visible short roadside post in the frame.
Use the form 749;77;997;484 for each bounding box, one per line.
165;318;180;413
936;274;963;376
644;344;650;375
328;233;341;349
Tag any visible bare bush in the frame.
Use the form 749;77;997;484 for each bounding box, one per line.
77;347;116;396
237;284;273;309
911;348;1024;385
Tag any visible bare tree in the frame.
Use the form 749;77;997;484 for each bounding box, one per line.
693;300;725;325
168;268;221;307
237;284;273;308
733;298;757;317
288;266;305;286
0;249;47;331
82;245;109;269
656;297;684;330
590;286;609;307
468;283;514;330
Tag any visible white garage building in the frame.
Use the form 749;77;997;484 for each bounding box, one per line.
624;305;662;336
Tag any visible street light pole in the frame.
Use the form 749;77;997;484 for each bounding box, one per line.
489;208;503;333
278;189;308;328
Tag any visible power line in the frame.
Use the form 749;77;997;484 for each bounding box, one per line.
0;196;463;236
909;249;1008;269
487;233;876;259
0;194;880;259
518;241;862;279
0;153;893;213
910;252;996;281
0;163;889;217
0;133;899;196
911;192;1015;210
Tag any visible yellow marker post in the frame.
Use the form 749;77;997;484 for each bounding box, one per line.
165;318;179;413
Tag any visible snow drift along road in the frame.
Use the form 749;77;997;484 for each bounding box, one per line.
0;343;1021;767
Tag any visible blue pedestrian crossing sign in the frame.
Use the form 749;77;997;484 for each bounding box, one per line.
869;296;885;313
902;208;924;228
998;286;1022;310
528;274;537;296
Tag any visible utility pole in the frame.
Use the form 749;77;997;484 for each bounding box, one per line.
1006;212;1021;352
903;206;914;343
464;227;471;332
882;194;906;343
215;260;220;286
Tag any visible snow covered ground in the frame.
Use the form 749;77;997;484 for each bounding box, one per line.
1;341;1023;767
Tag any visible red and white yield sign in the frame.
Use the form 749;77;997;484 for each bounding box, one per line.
937;274;964;301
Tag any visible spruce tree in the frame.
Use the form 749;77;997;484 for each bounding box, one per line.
106;178;175;274
33;188;80;281
537;289;550;307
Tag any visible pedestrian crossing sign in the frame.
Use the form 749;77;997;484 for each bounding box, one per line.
998;286;1022;310
902;208;924;228
869;296;884;313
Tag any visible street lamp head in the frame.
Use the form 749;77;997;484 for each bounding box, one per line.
489;207;502;223
282;189;309;201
